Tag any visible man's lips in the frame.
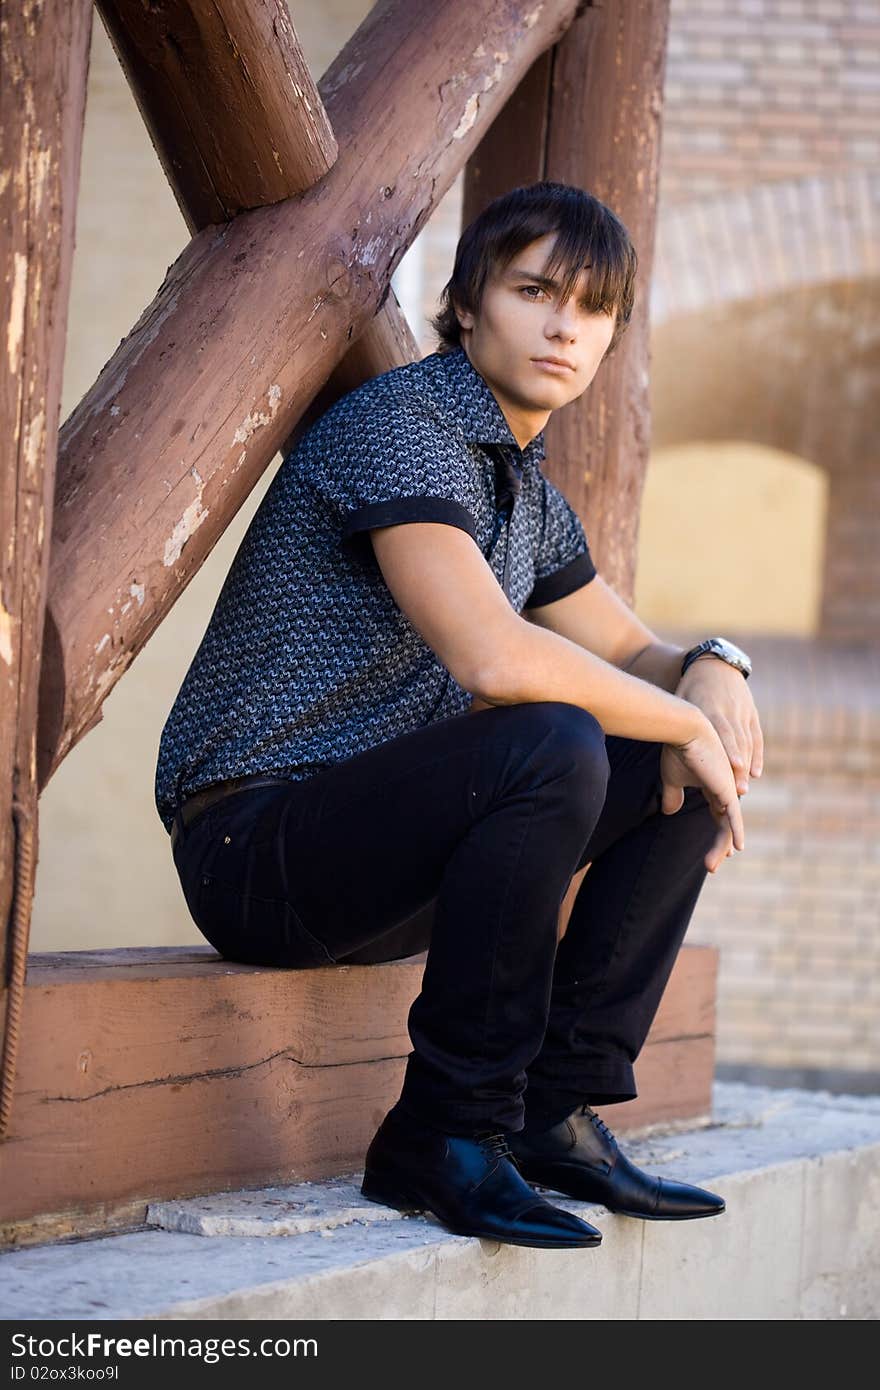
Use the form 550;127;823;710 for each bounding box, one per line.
531;356;576;372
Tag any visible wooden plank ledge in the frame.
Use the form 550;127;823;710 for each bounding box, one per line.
0;943;717;1247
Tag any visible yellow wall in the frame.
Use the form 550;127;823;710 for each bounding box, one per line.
635;442;828;637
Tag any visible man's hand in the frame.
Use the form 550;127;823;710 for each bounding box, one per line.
659;714;746;874
675;656;764;797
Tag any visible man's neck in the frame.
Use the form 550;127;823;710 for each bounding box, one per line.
503;405;549;454
460;343;550;452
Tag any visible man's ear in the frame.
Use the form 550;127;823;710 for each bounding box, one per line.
452;297;475;332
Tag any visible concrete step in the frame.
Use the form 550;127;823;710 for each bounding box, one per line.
1;1083;878;1321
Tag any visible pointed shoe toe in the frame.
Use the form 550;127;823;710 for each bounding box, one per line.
650;1176;726;1220
512;1199;603;1249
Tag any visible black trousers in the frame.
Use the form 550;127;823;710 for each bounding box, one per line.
171;701;718;1134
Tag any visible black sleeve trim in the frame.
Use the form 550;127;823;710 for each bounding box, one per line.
341;496;480;545
524;549;597;609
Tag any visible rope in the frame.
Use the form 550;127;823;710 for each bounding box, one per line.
0;796;36;1139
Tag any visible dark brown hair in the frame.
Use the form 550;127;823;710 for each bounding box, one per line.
431;181;637;358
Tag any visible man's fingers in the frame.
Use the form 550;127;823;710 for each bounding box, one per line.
702;789;733;873
750;712;765;777
738;724;754;792
705;821;733;874
714;714;751;796
705;786;746;869
728;792;745;851
727;723;752;796
661;781;685;816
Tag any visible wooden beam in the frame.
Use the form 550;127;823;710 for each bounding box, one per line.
279;283;422;459
0;0;94;1120
461;0;672;602
0;943;717;1242
94;0;338;233
96;0;420;558
38;0;583;788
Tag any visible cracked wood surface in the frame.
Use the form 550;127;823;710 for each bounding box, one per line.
94;0;338;232
0;944;716;1233
38;0;583;789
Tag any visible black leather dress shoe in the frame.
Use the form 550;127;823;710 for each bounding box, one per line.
509;1105;726;1221
361;1105;602;1249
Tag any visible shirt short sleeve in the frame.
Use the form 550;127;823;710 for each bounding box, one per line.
524;475;597;608
307;388;482;563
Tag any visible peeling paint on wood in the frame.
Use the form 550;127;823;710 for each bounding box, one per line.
163;497;209;567
7;252;27;376
0;605;14;666
23;406;46;478
230;383;282;446
453;95;481;139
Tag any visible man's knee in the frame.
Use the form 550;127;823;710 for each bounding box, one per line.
505;700;610;791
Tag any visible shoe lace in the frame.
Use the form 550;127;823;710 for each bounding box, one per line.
475;1130;516;1166
581;1104;616;1144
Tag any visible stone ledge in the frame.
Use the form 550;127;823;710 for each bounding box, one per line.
0;944;717;1242
1;1082;878;1321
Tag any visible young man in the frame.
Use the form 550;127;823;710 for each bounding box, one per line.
157;181;762;1251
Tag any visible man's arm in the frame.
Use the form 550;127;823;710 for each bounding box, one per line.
368;520;745;872
371;524;699;745
526;574;764;794
525;574;686;691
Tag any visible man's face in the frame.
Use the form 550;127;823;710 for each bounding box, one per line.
454;232;618;442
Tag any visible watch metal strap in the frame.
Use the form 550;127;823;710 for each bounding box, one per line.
681;640;749;680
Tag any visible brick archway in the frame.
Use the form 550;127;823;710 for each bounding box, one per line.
649;171;879;643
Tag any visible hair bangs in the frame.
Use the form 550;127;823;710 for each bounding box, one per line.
540;212;630;320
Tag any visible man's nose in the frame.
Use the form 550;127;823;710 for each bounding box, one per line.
546;300;578;338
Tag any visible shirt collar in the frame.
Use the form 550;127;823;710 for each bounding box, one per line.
424;346;547;471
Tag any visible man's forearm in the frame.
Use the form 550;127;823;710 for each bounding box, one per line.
621;639;688;694
479;622;702;745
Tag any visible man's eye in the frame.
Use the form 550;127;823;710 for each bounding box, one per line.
520;286;545;299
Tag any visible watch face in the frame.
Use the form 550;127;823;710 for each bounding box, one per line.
711;638;751;672
684;637;752;679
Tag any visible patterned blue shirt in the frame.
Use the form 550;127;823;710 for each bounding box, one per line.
154;345;597;832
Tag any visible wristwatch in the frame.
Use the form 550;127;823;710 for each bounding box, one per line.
680;636;752;681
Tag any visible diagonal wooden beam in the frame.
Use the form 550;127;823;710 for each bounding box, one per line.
0;0;94;1126
94;0;338;233
278;285;422;459
38;0;584;788
96;0;420;503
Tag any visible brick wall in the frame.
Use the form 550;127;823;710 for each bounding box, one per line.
685;633;880;1082
661;0;880;206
